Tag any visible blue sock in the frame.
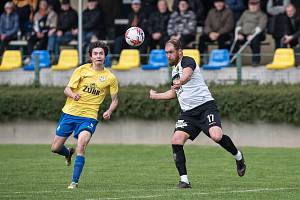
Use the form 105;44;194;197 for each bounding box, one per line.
57;146;69;157
72;155;85;183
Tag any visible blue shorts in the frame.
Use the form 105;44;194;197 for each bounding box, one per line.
56;113;98;139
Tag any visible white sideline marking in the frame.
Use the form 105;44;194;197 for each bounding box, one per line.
1;187;297;198
86;187;298;200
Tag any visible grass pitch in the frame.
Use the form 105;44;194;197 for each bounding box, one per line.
0;145;299;200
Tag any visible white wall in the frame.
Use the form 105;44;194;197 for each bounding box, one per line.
1;119;300;147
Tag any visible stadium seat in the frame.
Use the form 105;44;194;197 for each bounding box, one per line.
23;50;51;71
51;49;79;71
183;49;200;65
111;49;140;70
0;50;22;71
203;49;230;70
142;49;168;70
105;54;111;67
266;48;295;70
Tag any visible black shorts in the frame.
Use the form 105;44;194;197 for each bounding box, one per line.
174;100;222;140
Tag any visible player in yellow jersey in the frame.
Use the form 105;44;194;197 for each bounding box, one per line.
50;41;119;189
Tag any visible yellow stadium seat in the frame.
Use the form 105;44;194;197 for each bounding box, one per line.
183;49;200;65
112;49;140;70
52;49;79;71
0;50;22;71
266;48;295;70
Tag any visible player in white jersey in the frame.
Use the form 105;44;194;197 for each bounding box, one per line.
149;39;246;189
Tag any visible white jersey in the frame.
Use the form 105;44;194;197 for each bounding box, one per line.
172;56;214;111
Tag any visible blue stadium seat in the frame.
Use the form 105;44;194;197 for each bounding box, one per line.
23;50;51;71
105;54;111;67
142;49;168;70
203;49;230;70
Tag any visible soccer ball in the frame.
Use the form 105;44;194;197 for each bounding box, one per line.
125;27;145;47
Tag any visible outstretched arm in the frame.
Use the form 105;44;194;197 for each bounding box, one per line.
149;89;176;100
103;93;118;120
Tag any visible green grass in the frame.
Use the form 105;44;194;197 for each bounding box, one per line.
0;145;299;200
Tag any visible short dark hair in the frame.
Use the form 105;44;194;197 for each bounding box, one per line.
166;39;182;50
88;41;109;57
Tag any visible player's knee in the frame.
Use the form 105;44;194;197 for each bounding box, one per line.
209;126;223;142
51;145;60;153
76;144;86;155
171;137;184;145
171;131;188;145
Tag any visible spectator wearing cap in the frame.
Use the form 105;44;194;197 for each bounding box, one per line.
172;0;205;26
147;0;170;50
225;0;245;22
267;0;290;49
54;0;78;61
281;4;300;47
25;0;57;63
198;0;234;56
113;0;149;55
167;0;197;48
233;0;267;65
0;2;19;55
83;0;106;47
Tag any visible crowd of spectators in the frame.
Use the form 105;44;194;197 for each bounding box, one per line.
1;0;300;65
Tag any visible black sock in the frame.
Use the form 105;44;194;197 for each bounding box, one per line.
172;144;187;176
217;135;238;155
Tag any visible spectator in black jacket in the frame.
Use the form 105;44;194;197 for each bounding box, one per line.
83;0;105;43
148;0;170;50
267;0;289;49
54;0;78;60
113;0;148;55
142;0;158;19
282;4;300;47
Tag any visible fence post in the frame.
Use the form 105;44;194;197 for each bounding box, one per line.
33;54;40;87
236;53;242;84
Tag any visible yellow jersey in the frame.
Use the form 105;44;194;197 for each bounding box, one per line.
62;63;118;120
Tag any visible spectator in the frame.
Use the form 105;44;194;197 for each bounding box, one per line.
244;0;268;12
54;0;78;61
267;0;290;49
113;0;148;55
25;0;57;62
97;0;119;40
13;0;37;39
142;0;158;19
198;0;234;55
172;0;205;26
47;0;61;13
281;4;300;47
233;0;267;65
291;0;300;10
148;0;170;50
0;2;19;55
168;0;197;48
0;1;10;15
225;0;245;22
83;0;106;45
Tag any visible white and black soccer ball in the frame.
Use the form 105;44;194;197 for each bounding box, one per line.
125;27;145;47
